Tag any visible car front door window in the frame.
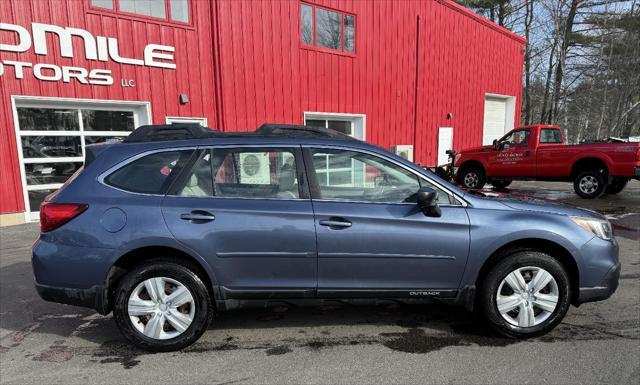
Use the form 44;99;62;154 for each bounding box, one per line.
309;148;451;204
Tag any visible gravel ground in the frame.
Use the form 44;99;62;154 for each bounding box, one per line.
1;180;638;385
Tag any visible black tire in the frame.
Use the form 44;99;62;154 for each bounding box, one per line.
457;165;486;189
113;259;214;352
476;251;571;339
605;178;629;195
491;180;512;189
573;170;606;199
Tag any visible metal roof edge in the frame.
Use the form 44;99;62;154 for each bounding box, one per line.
439;0;528;45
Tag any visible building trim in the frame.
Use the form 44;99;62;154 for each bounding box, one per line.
440;0;527;44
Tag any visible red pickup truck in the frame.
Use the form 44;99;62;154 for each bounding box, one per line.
454;125;640;198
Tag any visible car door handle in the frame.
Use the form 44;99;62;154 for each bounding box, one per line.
180;210;215;222
319;217;352;229
524;150;531;156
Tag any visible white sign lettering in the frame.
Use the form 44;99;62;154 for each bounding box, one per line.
0;22;176;86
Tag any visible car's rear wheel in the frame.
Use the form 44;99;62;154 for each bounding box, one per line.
477;251;571;338
491;180;512;189
573;170;606;199
605;178;629;195
113;260;213;351
457;165;486;189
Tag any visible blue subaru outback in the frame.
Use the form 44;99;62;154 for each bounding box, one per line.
33;124;620;351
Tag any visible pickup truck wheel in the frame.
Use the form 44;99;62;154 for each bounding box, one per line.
458;166;486;189
573;171;606;199
113;260;213;352
477;251;571;338
605;178;629;195
491;180;512;189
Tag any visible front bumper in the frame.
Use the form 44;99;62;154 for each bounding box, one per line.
35;283;110;314
576;262;621;304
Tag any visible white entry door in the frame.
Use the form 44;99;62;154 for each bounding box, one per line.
438;127;454;166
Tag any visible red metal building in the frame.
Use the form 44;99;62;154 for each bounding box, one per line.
0;0;525;224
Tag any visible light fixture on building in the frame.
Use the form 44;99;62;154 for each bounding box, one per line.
179;94;189;105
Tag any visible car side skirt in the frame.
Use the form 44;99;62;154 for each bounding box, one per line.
216;286;463;311
218;286;458;300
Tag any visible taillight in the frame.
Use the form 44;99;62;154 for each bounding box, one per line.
39;202;88;233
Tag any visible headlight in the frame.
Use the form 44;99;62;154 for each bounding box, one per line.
570;216;613;240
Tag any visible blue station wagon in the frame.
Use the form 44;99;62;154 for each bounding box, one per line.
32;124;620;351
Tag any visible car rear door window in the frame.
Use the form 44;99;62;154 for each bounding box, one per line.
208;148;301;199
106;150;193;194
177;151;214;197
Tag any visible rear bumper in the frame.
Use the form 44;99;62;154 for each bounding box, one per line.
576;262;621;304
35;283;110;314
32;237;118;315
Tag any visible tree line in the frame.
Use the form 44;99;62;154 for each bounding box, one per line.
457;0;639;142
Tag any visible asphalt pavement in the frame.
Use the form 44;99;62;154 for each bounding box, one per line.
1;181;638;385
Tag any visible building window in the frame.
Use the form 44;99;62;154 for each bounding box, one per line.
166;116;208;126
304;113;365;140
300;2;355;54
90;0;190;24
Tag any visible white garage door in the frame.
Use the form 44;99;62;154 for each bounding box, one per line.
483;97;508;145
13;97;150;221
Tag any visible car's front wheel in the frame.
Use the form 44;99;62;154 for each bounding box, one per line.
113;260;213;351
477;251;571;338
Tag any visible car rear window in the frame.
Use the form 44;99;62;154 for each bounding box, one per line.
540;129;562;143
106;150;194;194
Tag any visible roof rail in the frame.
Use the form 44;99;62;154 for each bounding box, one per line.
122;122;358;143
122;123;218;143
255;123;358;141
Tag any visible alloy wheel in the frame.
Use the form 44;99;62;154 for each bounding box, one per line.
464;172;479;188
496;266;559;328
128;277;196;340
579;175;599;195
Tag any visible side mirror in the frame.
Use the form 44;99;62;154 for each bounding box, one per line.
492;139;498;149
416;187;442;217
